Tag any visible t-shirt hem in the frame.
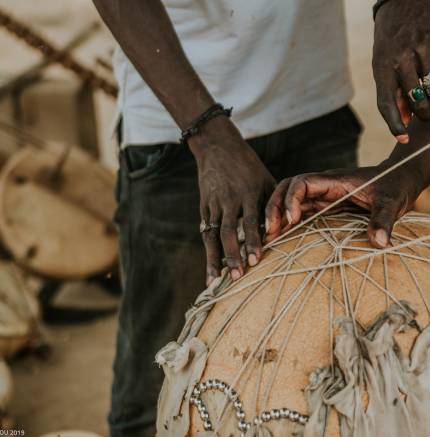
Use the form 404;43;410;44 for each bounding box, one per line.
120;84;354;148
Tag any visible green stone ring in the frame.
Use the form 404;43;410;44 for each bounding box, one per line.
409;85;427;103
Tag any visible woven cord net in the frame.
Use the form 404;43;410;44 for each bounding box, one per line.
158;213;430;436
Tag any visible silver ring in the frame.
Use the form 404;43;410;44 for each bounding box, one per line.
199;220;220;233
200;220;210;233
423;73;430;96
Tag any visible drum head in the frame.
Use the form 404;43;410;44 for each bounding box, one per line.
0;145;117;279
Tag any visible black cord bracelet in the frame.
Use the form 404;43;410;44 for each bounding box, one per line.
373;0;391;20
180;103;233;144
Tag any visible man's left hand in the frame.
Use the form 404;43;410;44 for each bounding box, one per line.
264;165;423;248
373;0;430;144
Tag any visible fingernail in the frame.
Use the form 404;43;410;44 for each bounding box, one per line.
396;134;409;144
248;253;258;266
375;229;388;248
265;217;270;233
231;269;241;281
286;209;293;224
206;275;216;286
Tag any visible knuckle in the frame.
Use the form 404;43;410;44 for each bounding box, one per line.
279;177;291;188
224;256;240;268
243;214;259;226
374;193;400;210
288;175;303;189
288;175;307;193
202;229;219;244
394;57;405;70
290;174;303;184
208;198;220;211
222;200;239;214
209;211;221;223
304;173;320;184
246;241;261;254
378;190;397;202
397;50;415;65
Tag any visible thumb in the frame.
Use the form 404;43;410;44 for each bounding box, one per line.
367;198;402;248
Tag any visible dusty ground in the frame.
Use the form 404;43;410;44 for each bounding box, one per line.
5;0;396;436
10;317;116;437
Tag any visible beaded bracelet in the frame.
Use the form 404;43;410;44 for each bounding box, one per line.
373;0;391;20
180;103;233;145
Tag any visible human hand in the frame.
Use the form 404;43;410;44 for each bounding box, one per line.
373;0;430;143
265;165;423;248
189;117;275;285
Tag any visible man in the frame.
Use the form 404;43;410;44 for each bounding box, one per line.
92;0;430;435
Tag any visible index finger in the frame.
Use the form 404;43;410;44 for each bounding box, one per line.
284;175;315;225
265;178;291;240
284;174;349;223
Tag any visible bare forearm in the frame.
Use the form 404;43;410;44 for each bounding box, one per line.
92;0;214;130
93;1;275;283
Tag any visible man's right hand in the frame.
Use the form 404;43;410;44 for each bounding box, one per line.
92;0;275;286
189;117;275;286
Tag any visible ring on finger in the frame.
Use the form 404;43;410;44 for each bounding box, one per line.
200;219;221;233
408;79;427;103
209;222;221;229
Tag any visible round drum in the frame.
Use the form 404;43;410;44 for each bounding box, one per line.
156;212;430;437
0;145;117;279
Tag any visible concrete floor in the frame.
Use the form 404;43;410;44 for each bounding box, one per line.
7;0;397;436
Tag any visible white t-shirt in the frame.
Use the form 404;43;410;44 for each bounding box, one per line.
113;0;353;146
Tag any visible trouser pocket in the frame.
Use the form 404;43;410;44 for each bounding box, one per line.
124;144;178;180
